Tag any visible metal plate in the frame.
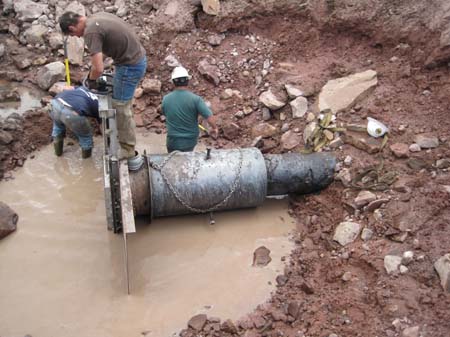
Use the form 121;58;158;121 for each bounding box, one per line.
119;161;136;234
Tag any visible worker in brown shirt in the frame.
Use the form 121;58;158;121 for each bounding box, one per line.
59;11;147;160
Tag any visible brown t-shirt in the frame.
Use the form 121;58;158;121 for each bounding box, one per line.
84;12;145;65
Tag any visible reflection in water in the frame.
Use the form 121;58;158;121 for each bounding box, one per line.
54;155;103;214
0;80;44;118
0;132;294;337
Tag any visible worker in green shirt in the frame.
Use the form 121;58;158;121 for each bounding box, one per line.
162;66;218;153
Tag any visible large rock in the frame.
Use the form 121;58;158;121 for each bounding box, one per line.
303;121;317;144
354;190;377;208
285;84;304;98
202;0;221;15
0;88;20;102
434;254;450;293
280;130;300;150
23;24;48;45
152;0;196;33
164;54;181;68
115;0;128;17
440;26;450;48
253;246;271;266
402;326;419;337
221;319;238;334
361;228;374;241
0;201;18;239
390;143;410;158
384;255;402;274
259;90;286;110
318;70;378;114
142;78;162;94
425;8;450;68
165;0;182;16
198;59;220;86
66;36;84;66
251;123;278;139
0;130;14;145
333;221;361;246
36;62;66;90
261;107;271;121
55;1;86;19
290;96;308;119
436;158;450;169
188;314;207;331
14;0;48;22
207;33;225;46
48;32;64;50
342;131;382;154
2;0;14;14
13;56;32;70
414;134;439;149
222;122;241;140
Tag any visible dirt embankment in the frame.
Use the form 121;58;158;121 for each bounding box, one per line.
1;1;450;336
0;109;51;180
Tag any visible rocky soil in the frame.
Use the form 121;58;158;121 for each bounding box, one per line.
1;0;450;336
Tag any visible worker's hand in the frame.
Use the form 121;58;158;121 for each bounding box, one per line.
63;85;75;91
85;78;99;90
210;127;219;140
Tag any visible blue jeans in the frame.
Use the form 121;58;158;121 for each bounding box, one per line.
113;56;147;100
50;99;93;150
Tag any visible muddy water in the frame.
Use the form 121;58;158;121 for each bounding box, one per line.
0;132;294;337
0;80;44;118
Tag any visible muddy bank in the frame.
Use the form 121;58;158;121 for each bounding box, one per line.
0;109;51;179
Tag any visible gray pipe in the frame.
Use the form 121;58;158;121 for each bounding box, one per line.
265;152;337;196
129;148;336;219
130;148;267;217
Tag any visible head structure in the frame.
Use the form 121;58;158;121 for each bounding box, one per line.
59;11;84;37
171;66;190;87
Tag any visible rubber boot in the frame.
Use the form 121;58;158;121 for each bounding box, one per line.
118;144;135;160
112;99;136;160
81;148;92;159
53;136;64;157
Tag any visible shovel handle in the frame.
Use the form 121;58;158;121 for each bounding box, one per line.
64;59;71;86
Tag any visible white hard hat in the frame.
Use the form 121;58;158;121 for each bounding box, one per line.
367;117;389;138
171;66;190;80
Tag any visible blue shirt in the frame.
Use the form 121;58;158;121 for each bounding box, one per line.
56;87;99;118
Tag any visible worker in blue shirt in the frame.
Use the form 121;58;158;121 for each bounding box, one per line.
49;86;99;158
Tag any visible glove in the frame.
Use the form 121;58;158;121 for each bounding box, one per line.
96;76;108;92
85;78;99;90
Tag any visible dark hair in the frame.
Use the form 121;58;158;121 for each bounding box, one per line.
59;11;81;34
173;77;189;87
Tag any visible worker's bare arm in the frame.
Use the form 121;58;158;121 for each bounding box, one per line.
89;53;104;79
206;115;219;139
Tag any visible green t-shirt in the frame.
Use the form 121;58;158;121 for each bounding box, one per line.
162;89;212;139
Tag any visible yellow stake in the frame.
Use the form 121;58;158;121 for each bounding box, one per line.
64;58;71;86
198;124;207;132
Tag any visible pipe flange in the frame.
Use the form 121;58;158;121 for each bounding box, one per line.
128;152;144;171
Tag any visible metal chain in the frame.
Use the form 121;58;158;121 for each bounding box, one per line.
149;149;244;213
